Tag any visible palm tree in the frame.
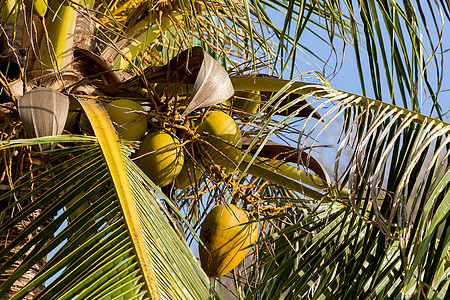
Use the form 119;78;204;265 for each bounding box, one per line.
1;0;449;299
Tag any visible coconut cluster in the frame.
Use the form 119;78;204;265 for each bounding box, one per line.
103;96;259;278
104;99;185;187
103;97;250;188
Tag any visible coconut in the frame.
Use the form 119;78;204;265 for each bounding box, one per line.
196;110;242;169
25;0;48;17
134;131;184;187
175;157;203;189
105;99;147;141
227;90;260;115
199;204;258;277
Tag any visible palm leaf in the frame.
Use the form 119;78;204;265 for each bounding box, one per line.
0;100;216;299
218;78;450;299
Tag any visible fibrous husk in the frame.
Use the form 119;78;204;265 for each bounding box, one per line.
73;8;97;52
181;49;234;116
10;70;81;98
74;48;127;84
101;47;205;93
18;87;69;152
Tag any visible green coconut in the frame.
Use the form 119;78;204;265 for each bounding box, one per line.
199;204;258;277
25;0;47;17
175;157;204;189
196;110;242;169
134;131;184;187
105;99;147;141
222;90;260;117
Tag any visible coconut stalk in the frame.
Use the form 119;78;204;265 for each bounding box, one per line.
108;12;183;70
34;0;80;71
210;143;348;200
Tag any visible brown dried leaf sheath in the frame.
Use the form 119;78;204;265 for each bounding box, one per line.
18;87;69;152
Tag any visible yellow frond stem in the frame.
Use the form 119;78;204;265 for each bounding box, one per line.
35;0;78;71
112;12;183;70
77;98;159;299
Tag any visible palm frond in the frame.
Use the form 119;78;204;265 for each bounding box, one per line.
244;0;444;119
199;77;450;299
0;134;215;299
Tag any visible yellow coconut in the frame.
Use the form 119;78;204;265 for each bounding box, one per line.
197;110;242;169
199;204;258;277
233;90;260;115
33;0;47;17
222;90;260;117
134;131;184;187
105;99;147;141
25;0;48;17
175;158;204;189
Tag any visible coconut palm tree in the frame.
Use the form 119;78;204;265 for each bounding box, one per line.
1;0;449;299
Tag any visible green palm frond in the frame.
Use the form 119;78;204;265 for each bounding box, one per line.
245;0;444;117
0;134;215;299
213;78;450;299
91;0;278;74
